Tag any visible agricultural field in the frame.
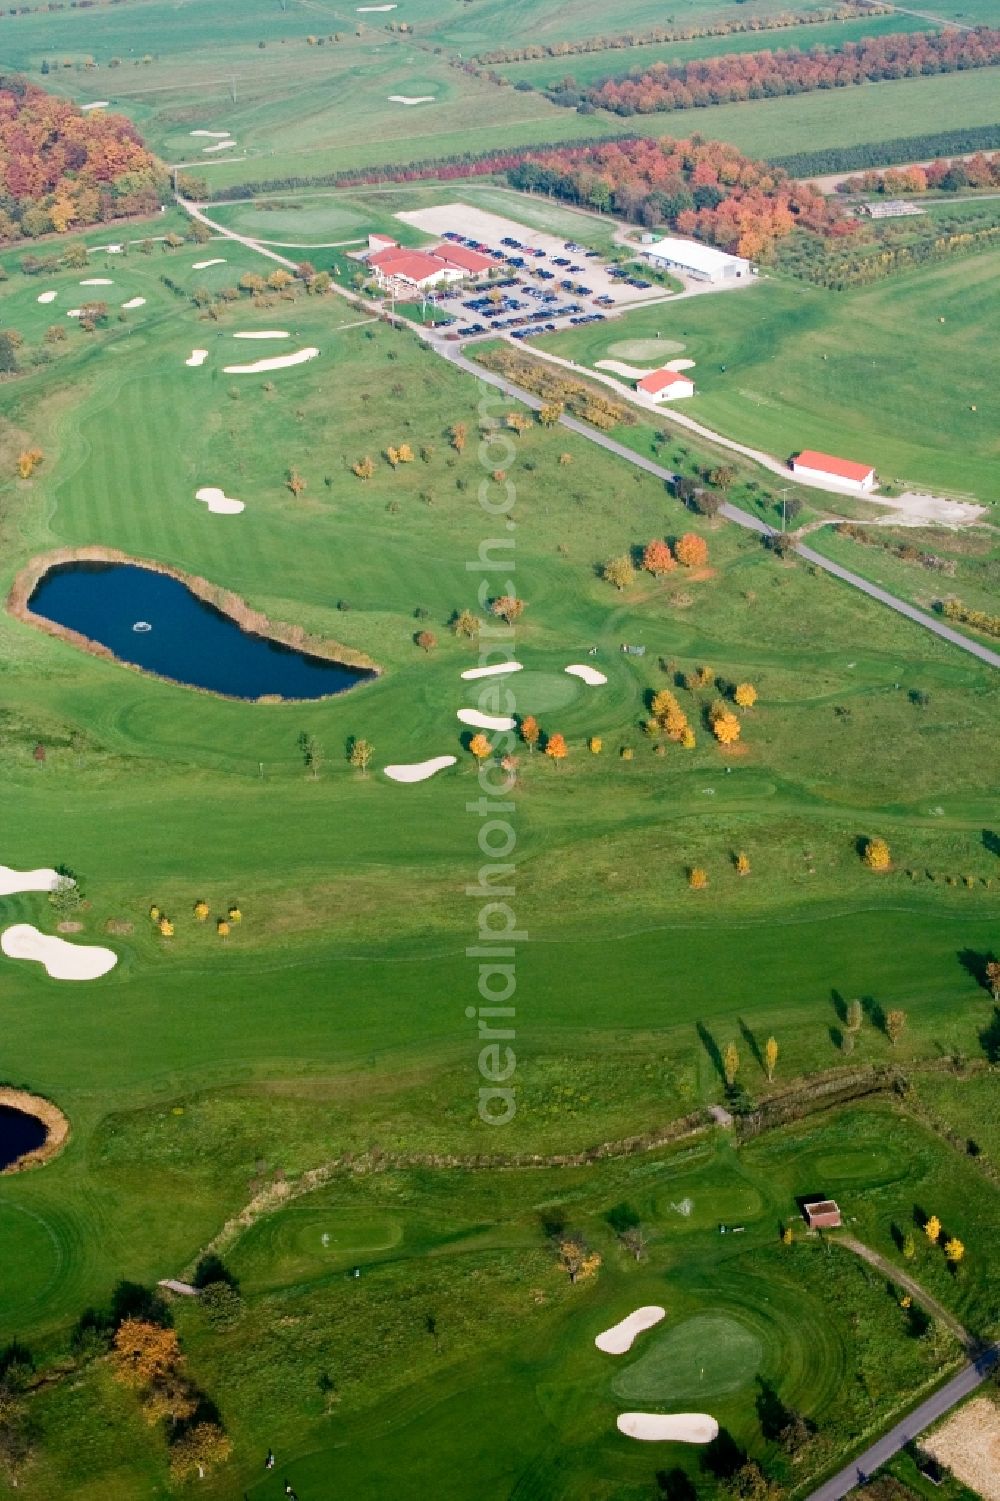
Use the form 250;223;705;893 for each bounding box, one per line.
533;251;1000;502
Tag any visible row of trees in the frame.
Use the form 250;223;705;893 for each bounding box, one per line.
0;74;166;240
474;5;886;64
938;597;1000;640
585;28;1000;118
839;151;1000;197
776;214;1000;288
508;135;849;258
772;123;1000;178
603;533;710;589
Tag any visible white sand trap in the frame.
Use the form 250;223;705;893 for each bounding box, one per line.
80;100;109;111
0;865;72;898
203;140;237;153
223;347;318;375
192;258;226;269
190;130;231;138
457;709;516;731
461;662;523;680
121;297;146;309
186;349;209;367
358;4;397;9
596;360;659;379
80;278;113;286
667;359;696;371
565;664;607;685
233;330;290;340
66;309;82;318
388;95;435;105
617;1414;719;1445
383;755;457;784
196;486;244;515
1;923;117;981
37;290;58;304
596;1306;666;1355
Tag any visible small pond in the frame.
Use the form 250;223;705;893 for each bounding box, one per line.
0;1105;47;1171
29;563;374;701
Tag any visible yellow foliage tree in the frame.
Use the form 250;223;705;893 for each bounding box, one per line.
734;682;757;710
944;1237;965;1264
17;448;43;479
158;916;174;937
589;737;602;754
680;727;696;750
169;1422;232;1482
711;710;741;745
112;1320;183;1389
217;919;230;938
863;837;892;870
781;1225;794;1246
193;901;209;922
603;554;635;591
735;851;751;876
723;1041;740;1086
558;1238;601;1284
149;904;160;922
765;1036;778;1081
469;733;492;762
688;867;708;890
397;443;414;463
352;456;375;481
228;905;242;923
924;1215;942;1244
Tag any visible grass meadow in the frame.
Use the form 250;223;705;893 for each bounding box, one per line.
533;253;1000;502
0;176;998;1498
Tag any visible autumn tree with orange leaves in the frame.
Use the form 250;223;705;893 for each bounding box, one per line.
643;539;675;576
469;732;492;762
545;732;568;765
675;533;709;568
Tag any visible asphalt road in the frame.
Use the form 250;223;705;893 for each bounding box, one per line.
804;1341;1000;1500
439;343;1000;672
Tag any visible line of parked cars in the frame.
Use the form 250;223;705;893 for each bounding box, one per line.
434;231;621;338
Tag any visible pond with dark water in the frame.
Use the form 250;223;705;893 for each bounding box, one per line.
29;563;374;701
0;1105;47;1171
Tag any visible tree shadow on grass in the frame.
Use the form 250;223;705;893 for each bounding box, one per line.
862;995;886;1036
979;1007;1000;1063
958;947;996;993
696;1021;726;1086
831;989;848;1026
738;1017;765;1076
700;1429;746;1480
656;1469;697;1501
981;829;1000;859
755;1377;792;1442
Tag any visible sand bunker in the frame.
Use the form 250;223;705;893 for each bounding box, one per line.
233;331;291;340
388;95;435;104
196;487;245;515
358;4;397;9
190;130;231;138
596;1307;666;1355
617;1414;719;1445
461;662;523;680
66;309;82;318
121;297;146;309
203;140;237;153
80;101;109;111
457;709;516;731
223;347;319;375
608;338;686;361
37;290;57;304
186;349;209;368
0;865;71;898
596;360;657;379
192;259;226;269
80;278;113;286
1;923;117;981
383;756;457;784
565;664;607;685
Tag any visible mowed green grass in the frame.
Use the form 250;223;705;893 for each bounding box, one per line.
535;253;1000;501
0;207;999;1494
21;1102;1000;1499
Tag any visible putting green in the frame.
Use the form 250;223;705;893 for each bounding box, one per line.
507;671;582;715
607;339;686;361
612;1313;763;1403
229;1205;404;1292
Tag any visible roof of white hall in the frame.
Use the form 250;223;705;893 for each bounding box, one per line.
644;236;749;274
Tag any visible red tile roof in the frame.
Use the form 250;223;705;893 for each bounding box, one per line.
367;245;407;268
374;251;449;284
435;243;496;273
793;449;874;483
637;368;694;395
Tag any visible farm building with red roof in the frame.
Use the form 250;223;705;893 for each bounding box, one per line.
433;243;497;275
791;450;876;492
637;368;695;402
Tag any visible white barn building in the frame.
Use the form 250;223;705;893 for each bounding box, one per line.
640;236;751;284
791;449;876;493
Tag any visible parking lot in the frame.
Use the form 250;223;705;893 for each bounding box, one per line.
394;201;669;341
